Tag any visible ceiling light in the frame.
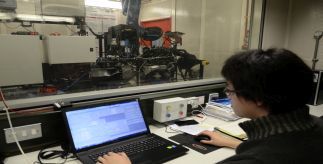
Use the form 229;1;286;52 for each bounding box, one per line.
16;14;42;21
0;13;14;20
15;14;75;23
42;16;75;23
85;0;122;9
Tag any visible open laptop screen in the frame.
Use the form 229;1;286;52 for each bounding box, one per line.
64;100;149;151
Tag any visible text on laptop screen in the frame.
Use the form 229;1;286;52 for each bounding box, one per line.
65;100;149;151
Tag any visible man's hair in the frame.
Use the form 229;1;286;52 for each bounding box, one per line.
221;48;314;114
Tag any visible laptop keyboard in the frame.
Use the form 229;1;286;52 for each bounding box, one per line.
89;136;167;162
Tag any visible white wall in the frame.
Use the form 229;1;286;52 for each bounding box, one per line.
175;0;202;56
250;0;263;49
262;0;289;49
286;0;323;69
263;0;323;70
140;0;172;21
16;0;39;15
202;0;244;78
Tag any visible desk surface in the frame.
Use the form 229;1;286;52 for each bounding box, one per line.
4;105;323;164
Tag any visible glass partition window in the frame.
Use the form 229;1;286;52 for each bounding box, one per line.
0;0;263;105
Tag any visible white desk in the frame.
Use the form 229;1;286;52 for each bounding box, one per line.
4;105;323;164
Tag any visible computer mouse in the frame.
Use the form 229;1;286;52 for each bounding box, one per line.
194;134;211;142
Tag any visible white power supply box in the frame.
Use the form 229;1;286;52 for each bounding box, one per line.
153;97;188;123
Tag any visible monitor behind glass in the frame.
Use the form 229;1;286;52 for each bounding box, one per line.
64;100;149;152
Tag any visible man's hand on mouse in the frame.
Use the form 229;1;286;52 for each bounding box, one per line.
197;130;242;149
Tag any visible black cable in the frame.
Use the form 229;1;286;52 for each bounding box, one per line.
0;153;4;164
33;142;75;164
65;25;76;35
86;24;104;37
60;72;89;92
22;26;32;32
161;123;181;134
60;60;103;92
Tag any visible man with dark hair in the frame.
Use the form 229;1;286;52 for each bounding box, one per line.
200;48;323;163
97;48;323;164
221;48;313;114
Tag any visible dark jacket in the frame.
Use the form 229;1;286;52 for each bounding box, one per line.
218;107;323;164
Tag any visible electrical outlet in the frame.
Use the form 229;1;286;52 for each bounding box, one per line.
4;123;42;144
186;97;199;108
198;96;205;105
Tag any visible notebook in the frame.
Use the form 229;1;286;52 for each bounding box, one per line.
62;99;188;164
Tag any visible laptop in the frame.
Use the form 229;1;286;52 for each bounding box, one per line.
62;99;189;164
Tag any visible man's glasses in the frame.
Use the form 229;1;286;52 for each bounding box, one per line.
223;88;238;97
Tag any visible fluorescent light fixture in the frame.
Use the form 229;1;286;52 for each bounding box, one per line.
15;14;75;23
0;13;14;20
85;0;122;9
16;14;43;21
42;16;75;23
